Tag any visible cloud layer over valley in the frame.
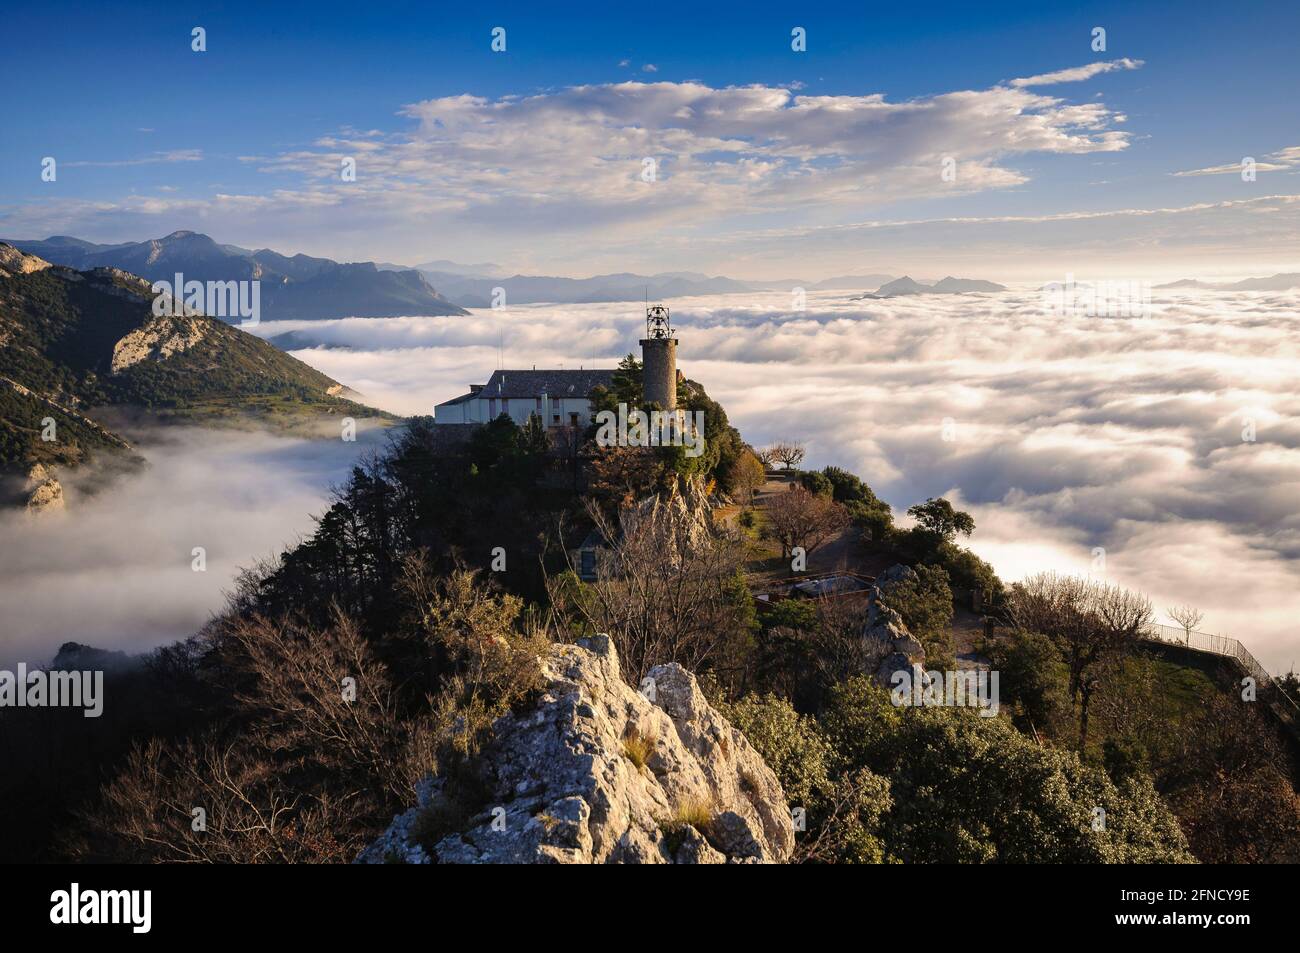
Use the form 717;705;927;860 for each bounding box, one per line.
0;425;388;667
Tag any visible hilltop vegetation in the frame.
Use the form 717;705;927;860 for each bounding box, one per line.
3;382;1296;864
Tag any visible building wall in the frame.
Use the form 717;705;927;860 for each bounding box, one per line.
434;395;598;427
434;401;469;424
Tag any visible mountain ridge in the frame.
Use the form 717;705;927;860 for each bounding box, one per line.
418;269;902;306
1154;273;1300;291
4;232;469;320
858;275;1008;298
0;243;381;489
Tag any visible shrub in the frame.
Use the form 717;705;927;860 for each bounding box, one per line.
798;470;833;497
722;691;890;863
820;677;1195;864
760;598;818;633
981;629;1070;737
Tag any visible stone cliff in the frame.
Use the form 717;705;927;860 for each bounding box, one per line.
360;634;794;864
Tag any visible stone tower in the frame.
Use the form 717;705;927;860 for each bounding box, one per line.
640;304;678;410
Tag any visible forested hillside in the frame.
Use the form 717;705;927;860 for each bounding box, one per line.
0;244;378;477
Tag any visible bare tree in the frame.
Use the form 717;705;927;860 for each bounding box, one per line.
769;440;806;471
764;484;850;559
77;736;369;863
554;485;750;683
75;610;431;863
1167;604;1204;644
1007;572;1152;749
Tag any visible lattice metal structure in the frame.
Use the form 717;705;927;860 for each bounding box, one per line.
646;304;672;339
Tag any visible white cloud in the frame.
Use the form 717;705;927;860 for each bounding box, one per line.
6;74;1132;267
64;149;204;168
1173;144;1300;177
0;425;389;666
1010;58;1143;87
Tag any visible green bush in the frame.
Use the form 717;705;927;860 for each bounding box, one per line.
722;691;890;863
798;470;833;497
820;677;1195;864
981;629;1070;736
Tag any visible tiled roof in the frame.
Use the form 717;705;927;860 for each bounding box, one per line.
479;368;616;399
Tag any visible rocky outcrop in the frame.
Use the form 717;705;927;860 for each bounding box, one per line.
359;634;794;864
0;242;52;278
864;564;926;687
24;463;65;514
110;313;207;372
50;641;134;672
618;475;715;569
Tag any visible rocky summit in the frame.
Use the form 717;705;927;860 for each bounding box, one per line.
360;634;794;864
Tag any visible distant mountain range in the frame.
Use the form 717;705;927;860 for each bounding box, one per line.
378;259;509;278
0;242;376;490
1154;274;1300;291
406;268;901;307
857;275;1008;298
3;231;1014;311
4;232;468;320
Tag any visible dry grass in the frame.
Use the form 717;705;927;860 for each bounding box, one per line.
622;727;654;770
657;795;718;856
670;796;715;831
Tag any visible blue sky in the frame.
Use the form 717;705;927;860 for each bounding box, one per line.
2;0;1298;277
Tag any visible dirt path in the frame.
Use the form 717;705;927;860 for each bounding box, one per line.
740;468;983;663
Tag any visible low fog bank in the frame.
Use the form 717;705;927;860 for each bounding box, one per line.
0;424;391;667
263;288;1300;674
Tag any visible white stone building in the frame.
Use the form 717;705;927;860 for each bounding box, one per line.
433;368;617;428
433;308;680;430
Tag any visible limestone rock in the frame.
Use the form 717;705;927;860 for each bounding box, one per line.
0;242;53;277
618;475;715;568
864;563;926;687
874;563;917;591
358;634;793;864
25;464;65;514
110;313;207;372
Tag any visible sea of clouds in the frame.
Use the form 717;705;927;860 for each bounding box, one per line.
250;286;1300;674
0;425;388;666
3;286;1297;676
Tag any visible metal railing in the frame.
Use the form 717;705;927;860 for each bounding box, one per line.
1142;622;1300;723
